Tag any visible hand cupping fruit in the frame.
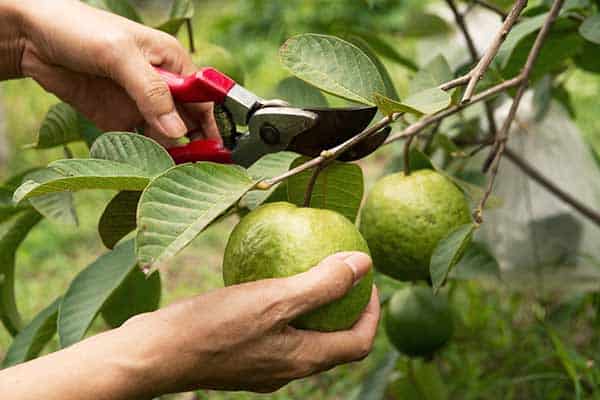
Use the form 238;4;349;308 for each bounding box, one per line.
222;202;373;332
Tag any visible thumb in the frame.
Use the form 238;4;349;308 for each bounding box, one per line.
113;55;187;139
281;252;372;322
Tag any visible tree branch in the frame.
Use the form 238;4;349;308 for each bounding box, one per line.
385;76;522;144
403;135;415;175
445;0;500;135
503;148;600;227
462;0;528;102
303;164;324;207
471;0;510;19
445;0;478;60
475;0;565;221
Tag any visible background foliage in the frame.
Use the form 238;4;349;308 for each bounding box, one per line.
2;0;600;399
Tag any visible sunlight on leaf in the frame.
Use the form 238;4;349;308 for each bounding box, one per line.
280;34;385;105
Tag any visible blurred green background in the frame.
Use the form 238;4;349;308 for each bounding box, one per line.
2;0;600;399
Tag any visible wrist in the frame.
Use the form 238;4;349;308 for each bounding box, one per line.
0;1;28;79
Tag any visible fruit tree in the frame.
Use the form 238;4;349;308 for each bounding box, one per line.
2;0;600;398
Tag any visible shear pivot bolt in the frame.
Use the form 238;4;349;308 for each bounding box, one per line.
260;125;281;145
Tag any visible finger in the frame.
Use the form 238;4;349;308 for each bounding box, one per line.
112;53;187;139
180;103;222;142
24;57;141;132
294;286;380;371
278;252;372;322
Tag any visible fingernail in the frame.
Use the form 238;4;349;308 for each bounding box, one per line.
343;252;372;283
158;111;187;138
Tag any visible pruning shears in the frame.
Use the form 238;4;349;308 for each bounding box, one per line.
157;67;391;167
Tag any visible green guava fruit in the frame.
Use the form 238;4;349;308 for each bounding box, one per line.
384;286;454;357
359;169;471;282
223;202;373;332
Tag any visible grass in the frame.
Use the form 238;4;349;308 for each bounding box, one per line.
2;1;600;398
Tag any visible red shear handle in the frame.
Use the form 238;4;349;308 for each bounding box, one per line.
168;139;233;164
155;67;235;104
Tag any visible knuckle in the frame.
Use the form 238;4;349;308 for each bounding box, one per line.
96;34;133;73
353;334;374;360
143;77;170;101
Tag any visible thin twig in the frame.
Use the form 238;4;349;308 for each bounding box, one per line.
403;136;415;175
385;76;522;144
261;115;395;188
303;164;324;207
503;148;600;227
445;0;500;137
475;0;565;221
185;19;196;53
445;0;478;60
439;75;471;91
462;0;528;102
472;0;510;19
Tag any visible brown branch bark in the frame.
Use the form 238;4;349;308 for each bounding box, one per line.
475;0;565;221
445;0;500;135
462;0;528;102
303;164;324;207
403;135;415;175
385;76;522;144
445;0;478;60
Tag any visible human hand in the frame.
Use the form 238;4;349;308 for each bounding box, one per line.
123;252;379;395
0;252;379;399
14;0;219;145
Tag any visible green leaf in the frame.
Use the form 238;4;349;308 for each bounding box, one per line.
2;297;60;368
99;191;141;249
58;240;137;348
25;169;78;226
13;160;151;203
345;30;418;71
375;93;422;116
168;0;194;19
78;113;103;148
496;13;550;68
0;210;43;335
275;77;329;107
29;103;80;149
280;34;386;105
451;242;501;281
580;14;600;44
90;132;174;177
502;30;583;82
343;34;399;100
409;55;453;94
430;224;477;293
407;148;436;171
375;88;451;116
574;40;600;72
287;158;364;223
101;269;161;328
156;0;194;34
401;12;452;37
241;152;300;210
404;88;451;115
354;351;399;400
136;163;255;269
104;0;142;23
547;325;583;399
